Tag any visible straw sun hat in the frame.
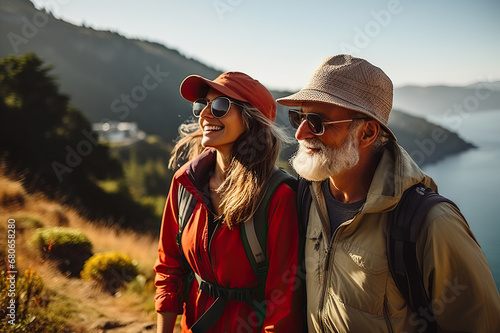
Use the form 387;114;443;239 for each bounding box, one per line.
277;54;395;139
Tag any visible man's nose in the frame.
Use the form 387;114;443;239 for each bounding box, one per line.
295;119;315;141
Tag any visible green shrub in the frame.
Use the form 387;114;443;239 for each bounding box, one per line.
13;214;44;231
0;268;71;332
31;227;93;276
81;252;139;294
138;195;167;217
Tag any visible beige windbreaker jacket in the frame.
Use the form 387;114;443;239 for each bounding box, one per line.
305;142;500;332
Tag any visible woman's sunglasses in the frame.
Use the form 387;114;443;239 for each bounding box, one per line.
192;97;243;118
288;109;367;135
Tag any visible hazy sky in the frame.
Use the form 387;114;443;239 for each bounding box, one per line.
30;0;500;91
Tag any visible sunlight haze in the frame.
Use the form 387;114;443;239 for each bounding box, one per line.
29;0;500;91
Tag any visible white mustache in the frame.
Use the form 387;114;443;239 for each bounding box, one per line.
292;130;360;181
298;139;326;151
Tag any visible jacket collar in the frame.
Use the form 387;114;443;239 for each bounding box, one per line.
185;148;216;188
175;148;217;206
363;140;437;214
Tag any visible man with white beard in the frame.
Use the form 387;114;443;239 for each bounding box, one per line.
277;54;500;333
291;122;360;183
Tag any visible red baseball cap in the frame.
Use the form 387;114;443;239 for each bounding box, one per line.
179;71;276;121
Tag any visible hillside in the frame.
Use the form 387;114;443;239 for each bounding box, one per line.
394;82;500;117
389;110;475;165
0;0;475;166
0;0;220;142
0;167;171;332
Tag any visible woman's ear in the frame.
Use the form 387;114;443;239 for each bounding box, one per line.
359;120;380;148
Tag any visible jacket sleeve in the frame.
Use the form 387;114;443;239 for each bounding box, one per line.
262;184;304;333
418;202;500;332
154;176;189;313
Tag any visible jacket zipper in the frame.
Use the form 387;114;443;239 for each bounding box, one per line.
383;295;394;333
317;226;342;333
317;209;364;333
206;211;221;286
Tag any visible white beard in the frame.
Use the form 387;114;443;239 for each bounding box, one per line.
290;129;360;182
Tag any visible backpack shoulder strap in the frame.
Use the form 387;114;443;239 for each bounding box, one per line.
297;177;312;230
240;169;297;309
177;183;197;269
241;168;298;278
387;183;457;332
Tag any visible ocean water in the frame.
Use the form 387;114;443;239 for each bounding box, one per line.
423;110;500;290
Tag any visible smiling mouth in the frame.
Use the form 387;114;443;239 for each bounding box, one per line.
204;125;224;132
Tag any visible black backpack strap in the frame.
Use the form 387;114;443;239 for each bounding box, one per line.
177;184;197;305
387;183;457;332
190;273;260;333
177;184;197;269
177;185;227;333
297;177;312;230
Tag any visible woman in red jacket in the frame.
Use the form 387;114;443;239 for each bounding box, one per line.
154;71;303;333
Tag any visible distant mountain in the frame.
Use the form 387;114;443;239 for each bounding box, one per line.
388;110;475;165
394;82;500;117
0;0;474;166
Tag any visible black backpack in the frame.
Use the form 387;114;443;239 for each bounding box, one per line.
176;168;298;332
387;183;457;332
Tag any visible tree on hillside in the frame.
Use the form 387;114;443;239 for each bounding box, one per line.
0;53;158;232
0;53;122;186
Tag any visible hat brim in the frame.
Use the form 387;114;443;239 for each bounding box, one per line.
277;89;396;140
180;75;248;103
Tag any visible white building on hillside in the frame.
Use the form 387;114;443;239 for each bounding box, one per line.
92;121;145;144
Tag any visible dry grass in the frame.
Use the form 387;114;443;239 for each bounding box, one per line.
69;213;158;278
0;168;27;209
0;168;160;331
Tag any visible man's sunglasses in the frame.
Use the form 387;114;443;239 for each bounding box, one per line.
192;97;244;118
288;109;368;135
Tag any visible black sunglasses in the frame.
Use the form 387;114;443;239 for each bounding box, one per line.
288;109;368;135
192;97;243;118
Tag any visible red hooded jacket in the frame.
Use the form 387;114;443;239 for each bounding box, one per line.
154;149;303;332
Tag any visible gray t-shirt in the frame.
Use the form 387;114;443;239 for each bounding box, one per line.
321;179;365;232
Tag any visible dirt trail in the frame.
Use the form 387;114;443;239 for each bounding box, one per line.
36;263;158;333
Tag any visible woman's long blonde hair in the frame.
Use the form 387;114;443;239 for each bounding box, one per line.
169;102;291;229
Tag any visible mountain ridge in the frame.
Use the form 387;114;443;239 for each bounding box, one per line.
394;82;500;117
0;0;476;166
